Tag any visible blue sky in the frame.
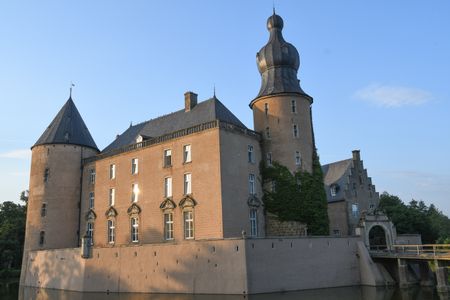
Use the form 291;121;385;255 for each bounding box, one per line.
1;1;449;214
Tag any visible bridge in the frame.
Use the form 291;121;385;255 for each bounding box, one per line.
368;244;450;293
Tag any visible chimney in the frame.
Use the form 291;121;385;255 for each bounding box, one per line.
352;150;360;161
184;91;198;112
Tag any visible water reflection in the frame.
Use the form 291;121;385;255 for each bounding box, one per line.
15;285;449;300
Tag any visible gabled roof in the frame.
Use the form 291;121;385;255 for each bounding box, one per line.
321;158;353;203
33;98;98;151
103;97;246;152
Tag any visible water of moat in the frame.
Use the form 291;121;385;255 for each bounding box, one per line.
1;281;449;300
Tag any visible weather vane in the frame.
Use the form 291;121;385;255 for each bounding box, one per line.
70;82;75;98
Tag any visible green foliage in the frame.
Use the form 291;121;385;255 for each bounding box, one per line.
0;191;27;274
379;192;450;244
261;152;329;235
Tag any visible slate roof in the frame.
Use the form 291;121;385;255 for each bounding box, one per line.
33;98;98;150
321;158;353;203
102;97;246;152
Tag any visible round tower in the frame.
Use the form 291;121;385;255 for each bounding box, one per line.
250;12;314;173
22;97;99;255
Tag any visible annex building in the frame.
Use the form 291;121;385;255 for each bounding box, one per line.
20;12;410;295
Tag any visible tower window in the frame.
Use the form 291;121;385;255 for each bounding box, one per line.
264;103;269;116
43;168;49;183
40;203;47;217
266;127;271;139
295;151;301;166
89;192;95;209
249;209;258;237
183;145;191;163
89;169;96;184
108;219;115;244
248;145;254;163
87;222;94;245
183;211;194;239
293;124;299;138
131;158;138;174
164;177;172;198
109;188;115;206
164;212;174;240
352;204;359;217
266;152;272;166
131;184;139;202
39;231;45;246
109;164;116;180
291;100;297;113
248;174;256;195
184;173;192;195
164;149;172;167
131;217;139;243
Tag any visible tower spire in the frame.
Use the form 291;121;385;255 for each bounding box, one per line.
69;82;75;98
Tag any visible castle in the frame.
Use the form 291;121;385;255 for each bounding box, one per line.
20;12;403;295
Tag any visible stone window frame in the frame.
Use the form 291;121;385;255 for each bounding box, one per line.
109;164;116;180
109;188;115;206
131;158;138;175
131;183;139;203
183;173;192;195
164;177;172;198
179;196;197;240
89;191;95;209
89;168;96;184
248;174;256;195
164;212;174;241
127;203;141;244
249;208;258;237
107;219;115;245
292;124;299;138
247;145;254;163
85;210;97;246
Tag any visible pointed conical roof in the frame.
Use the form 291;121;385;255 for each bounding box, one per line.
33;97;98;150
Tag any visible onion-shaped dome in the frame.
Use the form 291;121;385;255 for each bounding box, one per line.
254;13;310;101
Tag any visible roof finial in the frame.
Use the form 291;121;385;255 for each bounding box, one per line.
213;84;216;98
69;82;75;98
273;0;276;15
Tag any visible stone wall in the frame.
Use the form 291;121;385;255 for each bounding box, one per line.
265;213;307;236
22;237;362;294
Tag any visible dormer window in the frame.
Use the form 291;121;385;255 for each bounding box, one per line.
330;184;339;197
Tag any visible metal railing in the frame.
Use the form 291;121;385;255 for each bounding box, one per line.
369;244;450;260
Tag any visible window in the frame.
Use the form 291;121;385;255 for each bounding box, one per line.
271;180;276;192
183;145;191;163
184;211;194;239
248;145;254;163
248;174;255;195
40;203;47;217
89;169;96;184
109;164;116;180
43;168;49;183
164;213;174;240
131;217;139;242
293;124;299;138
131;158;138;174
266;152;272;166
333;229;340;236
131;184;139;202
369;203;375;209
352;204;359;217
164;177;172;198
265;127;271;139
87;222;94;245
184;173;192;195
164;149;172;167
249;209;258;237
39;231;45;246
330;185;337;197
89;192;95;209
108;219;115;244
109;188;115;206
295;151;301;166
291;99;297;113
264;103;269;116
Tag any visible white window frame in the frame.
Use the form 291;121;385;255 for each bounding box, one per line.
108;219;115;244
352;203;359;217
109;188;115;206
330;185;337;197
183;145;192;163
249;174;256;195
184;173;192;195
164;212;174;240
164;149;172;167
109;164;116;180
89;192;95;209
183;210;194;240
131;158;138;175
248;145;254;163
87;222;94;245
164;177;172;198
295;151;301;166
131;217;139;243
293;124;299;138
89;169;96;184
249;209;258;237
131;184;139;202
